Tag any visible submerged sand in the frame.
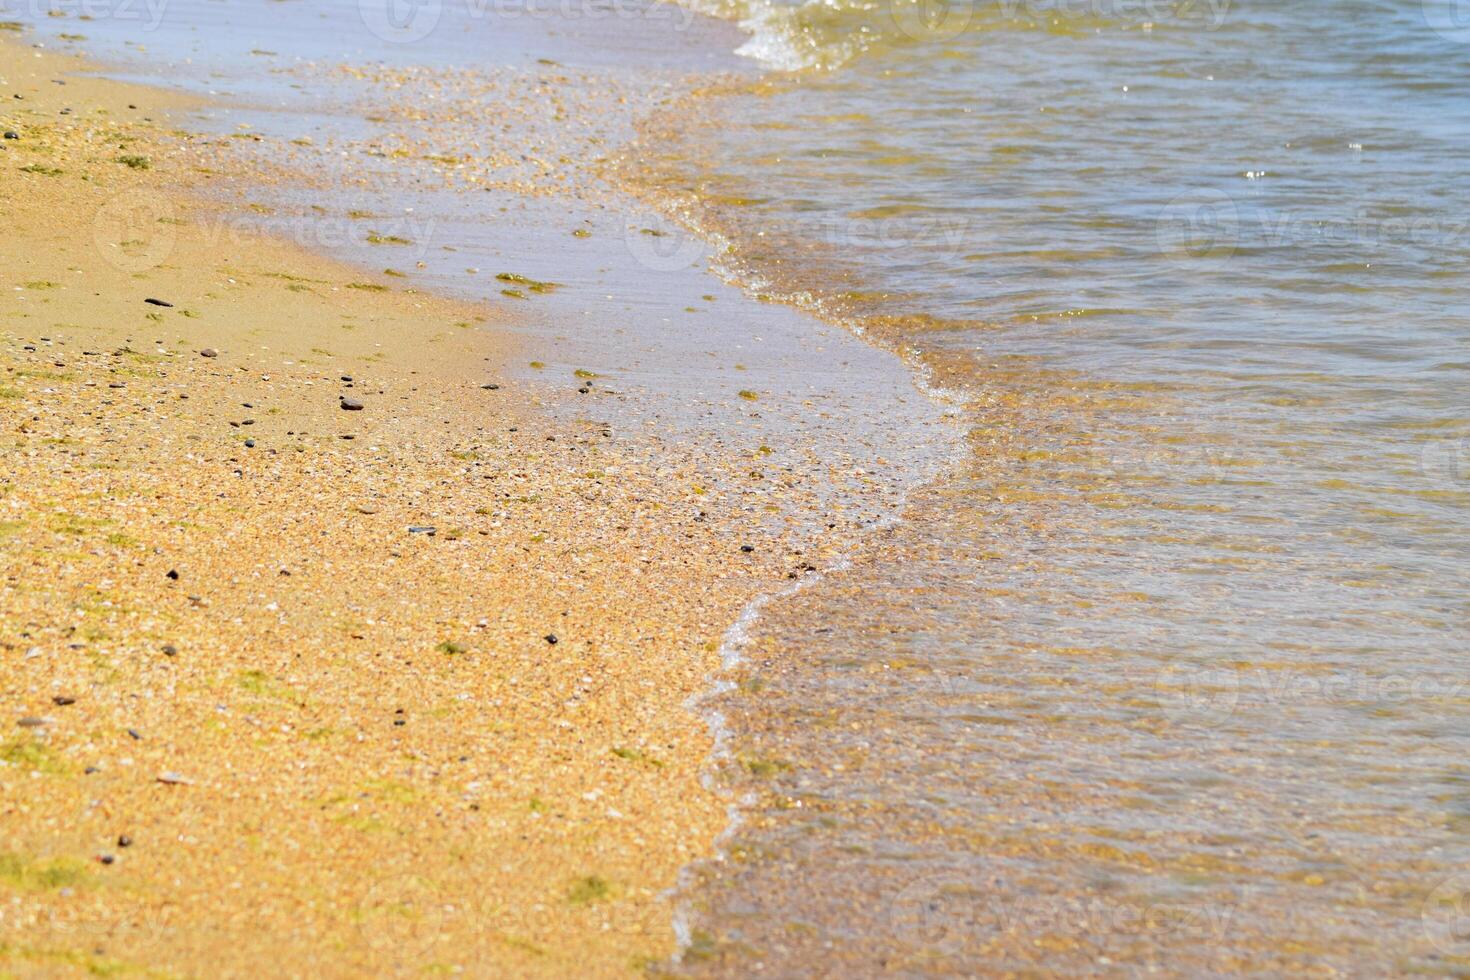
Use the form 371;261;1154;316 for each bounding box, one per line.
0;36;820;977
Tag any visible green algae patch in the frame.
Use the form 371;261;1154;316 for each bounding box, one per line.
0;852;88;891
115;155;150;170
0;739;70;776
610;747;664;768
567;875;611;906
0;943;137;977
742;756;791;778
235;670;299;703
497;934;546;957
495;273;558;294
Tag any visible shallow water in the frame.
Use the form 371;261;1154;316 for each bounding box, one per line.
621;0;1470;973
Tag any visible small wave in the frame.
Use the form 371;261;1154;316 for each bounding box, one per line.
675;0;1177;71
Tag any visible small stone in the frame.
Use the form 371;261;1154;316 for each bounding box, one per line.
244;439;256;448
127;728;142;740
340;397;364;411
407;525;436;535
199;348;218;358
166;569;179;580
2;131;17;140
144;297;173;307
52;696;75;706
161;644;178;656
16;716;47;728
740;545;755;553
340;375;352;382
481;383;500;390
544;634;558;645
118;835;132;847
156;772;191;785
98;854;115;865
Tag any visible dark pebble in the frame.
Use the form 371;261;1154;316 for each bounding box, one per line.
199;348;218;358
2;131;17;140
740;545;755;553
127;728;142;740
407;525;436;535
166;568;179;580
118;835;132;847
393;718;406;727
340;397;364;411
481;383;500;390
143;298;173;307
340;375;352;382
52;696;76;706
99;854;115;865
244;439;256;448
544;634;558;645
85;766;100;775
161;644;177;656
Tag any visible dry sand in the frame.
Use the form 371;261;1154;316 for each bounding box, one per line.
0;35;804;977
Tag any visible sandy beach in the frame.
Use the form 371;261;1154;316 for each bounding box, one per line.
0;34;813;976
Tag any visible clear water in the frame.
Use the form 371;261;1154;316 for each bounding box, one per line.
628;0;1470;973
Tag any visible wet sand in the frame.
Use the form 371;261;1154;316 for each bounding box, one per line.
0;35;823;976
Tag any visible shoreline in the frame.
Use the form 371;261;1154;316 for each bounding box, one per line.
0;32;825;976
